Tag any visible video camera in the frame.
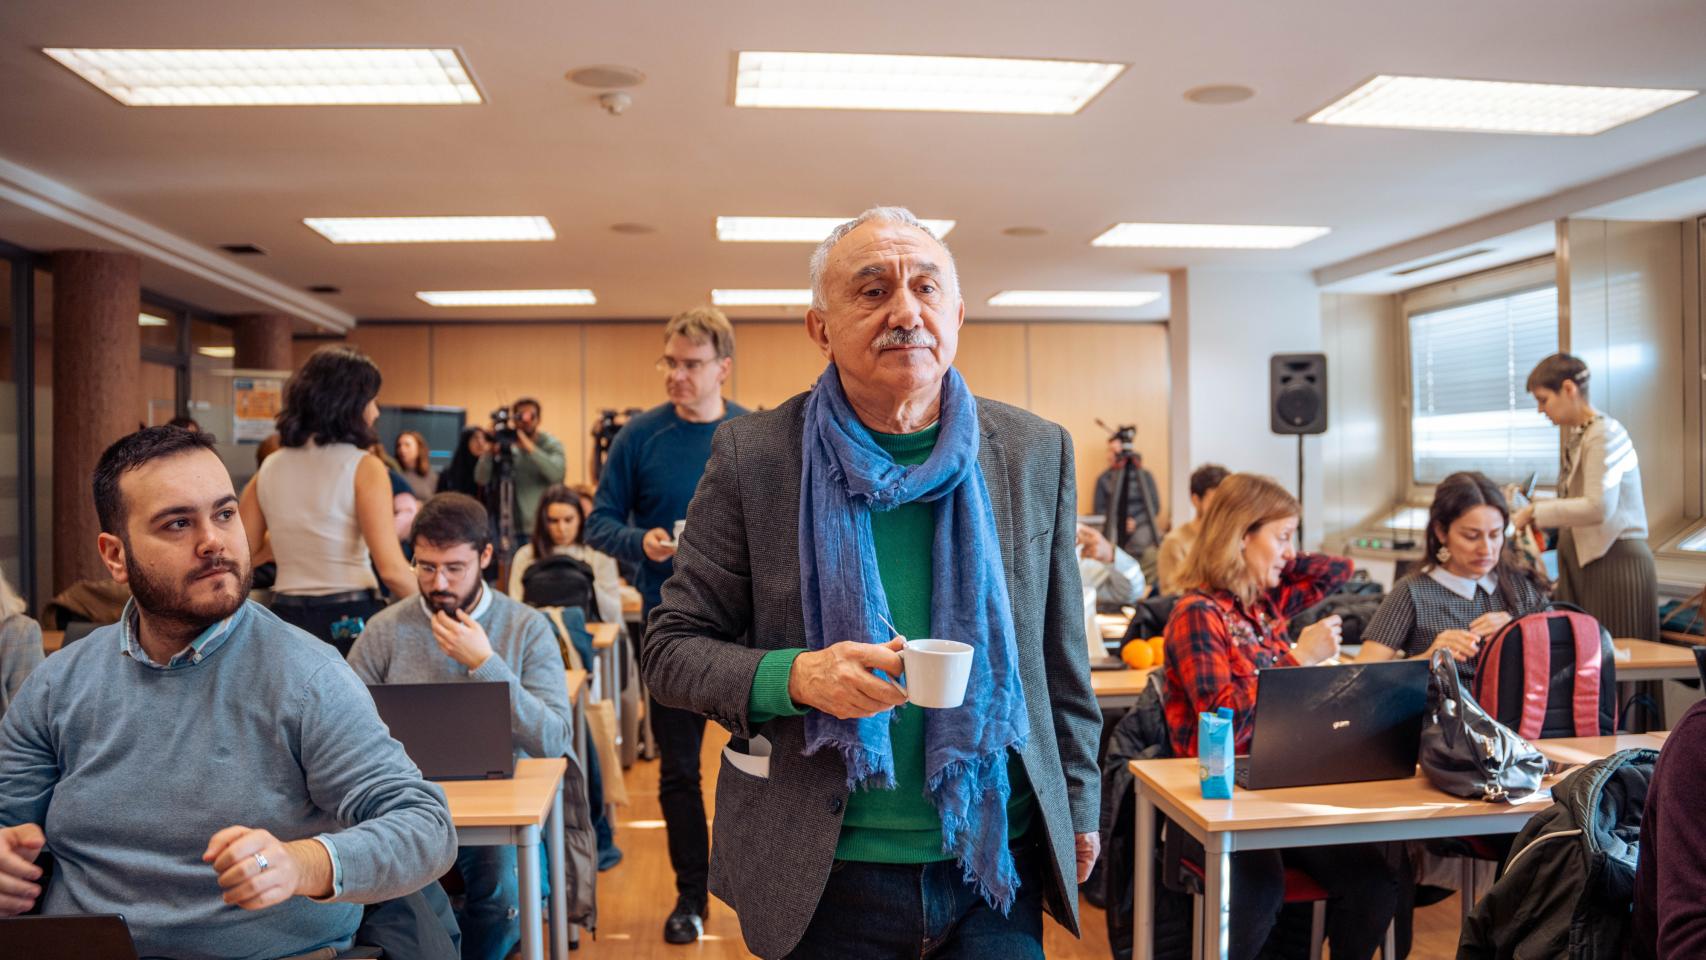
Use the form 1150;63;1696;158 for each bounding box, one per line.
490;405;519;452
1097;418;1137;454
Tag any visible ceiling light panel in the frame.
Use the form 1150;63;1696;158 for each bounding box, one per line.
734;51;1125;115
305;216;554;244
1305;75;1697;135
139;313;170;326
417;289;596;307
1092;223;1330;249
42;48;483;106
197;346;236;358
987;290;1160;308
716;216;956;243
711;289;814;306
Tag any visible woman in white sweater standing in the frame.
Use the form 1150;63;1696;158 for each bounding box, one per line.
509;484;623;623
0;563;42;718
1513;353;1658;640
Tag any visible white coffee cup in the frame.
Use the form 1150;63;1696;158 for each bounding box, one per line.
673;519;686;543
895;639;975;709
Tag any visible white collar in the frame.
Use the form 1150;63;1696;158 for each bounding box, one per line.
420;581;493;620
1427;566;1499;601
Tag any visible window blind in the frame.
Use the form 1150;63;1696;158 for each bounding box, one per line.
1409;285;1559;485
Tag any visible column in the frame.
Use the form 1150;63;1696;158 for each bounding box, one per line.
234;313;294;371
51;250;141;593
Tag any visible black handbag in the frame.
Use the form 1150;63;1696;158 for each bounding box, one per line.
1418;649;1550;802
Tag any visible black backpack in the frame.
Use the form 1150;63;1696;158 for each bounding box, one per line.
521;553;597;621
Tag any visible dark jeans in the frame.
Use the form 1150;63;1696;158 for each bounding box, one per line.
271;592;385;658
651;693;709;903
784;836;1047;959
1225;844;1399;960
354;883;461;960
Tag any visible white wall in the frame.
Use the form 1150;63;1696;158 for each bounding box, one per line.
1321;292;1405;546
1169;268;1326;546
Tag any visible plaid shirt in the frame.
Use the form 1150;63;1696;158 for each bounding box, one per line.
1164;553;1353;756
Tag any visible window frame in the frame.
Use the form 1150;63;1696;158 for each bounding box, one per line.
1398;255;1561;506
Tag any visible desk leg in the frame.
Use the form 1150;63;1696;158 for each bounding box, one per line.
1134;788;1156;960
1202;834;1230;960
546;780;568;960
518;825;544;960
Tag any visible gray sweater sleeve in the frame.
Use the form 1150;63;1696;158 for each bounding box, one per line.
470;613;573;760
297;660;457;903
0;664;57;828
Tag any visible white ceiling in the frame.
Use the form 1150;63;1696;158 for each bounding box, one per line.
1;0;1705;327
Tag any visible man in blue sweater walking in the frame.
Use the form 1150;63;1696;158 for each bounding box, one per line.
585;306;747;944
0;427;458;959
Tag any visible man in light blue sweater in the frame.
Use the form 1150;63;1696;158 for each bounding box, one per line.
350;493;572;960
0;427;458;959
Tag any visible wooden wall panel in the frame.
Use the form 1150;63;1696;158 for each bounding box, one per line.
431;325;586;482
348;325;432;407
583;324;669;483
955;323;1029;408
1027;323;1172;523
291;337;346;370
731;321;822;411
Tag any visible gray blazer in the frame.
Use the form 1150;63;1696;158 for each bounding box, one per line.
643;390;1102;958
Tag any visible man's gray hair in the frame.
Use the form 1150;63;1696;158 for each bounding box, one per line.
808;206;958;312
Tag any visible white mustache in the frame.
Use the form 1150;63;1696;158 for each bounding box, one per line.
873;327;938;350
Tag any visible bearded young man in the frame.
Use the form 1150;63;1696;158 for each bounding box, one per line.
349;492;572;960
0;426;457;959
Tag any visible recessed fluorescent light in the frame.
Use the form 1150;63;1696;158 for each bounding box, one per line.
42;48;483;107
1092;223;1330;249
987;290;1161;308
1304;75;1697;135
416;289;596;307
197;346;236;359
139;313;170;327
734;51;1125;115
305;217;555;244
716;216;956;243
711;289;814;306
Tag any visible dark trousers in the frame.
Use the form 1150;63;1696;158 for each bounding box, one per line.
1227;844;1400;960
784;836;1047;960
355;882;461;960
651;693;709;903
271;593;385;658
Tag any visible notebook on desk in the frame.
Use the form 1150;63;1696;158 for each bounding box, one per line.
0;915;138;959
368;681;515;780
1233;658;1430;791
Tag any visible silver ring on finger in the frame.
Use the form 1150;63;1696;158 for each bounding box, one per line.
253;852;269;872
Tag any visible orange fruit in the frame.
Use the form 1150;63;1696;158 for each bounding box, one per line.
1149;636;1167;664
1121;639;1154;670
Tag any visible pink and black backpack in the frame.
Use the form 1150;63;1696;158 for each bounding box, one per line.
1470;603;1617;739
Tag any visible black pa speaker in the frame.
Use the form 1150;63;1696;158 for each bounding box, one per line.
1270;353;1327;435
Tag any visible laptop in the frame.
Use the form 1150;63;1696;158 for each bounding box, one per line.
1233;658;1430;791
0;915;138;959
368;682;515;780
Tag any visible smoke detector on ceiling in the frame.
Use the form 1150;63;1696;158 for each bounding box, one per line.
598;91;632;116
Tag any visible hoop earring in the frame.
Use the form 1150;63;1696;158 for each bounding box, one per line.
1436;546;1452;565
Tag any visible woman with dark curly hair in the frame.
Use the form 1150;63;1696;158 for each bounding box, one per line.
239;346;417;655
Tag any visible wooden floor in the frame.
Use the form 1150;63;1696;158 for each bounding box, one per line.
570;725;1465;958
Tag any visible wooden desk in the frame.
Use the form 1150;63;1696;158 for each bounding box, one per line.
1092;666;1155;709
1130;733;1667;960
1614;638;1699;730
441;758;570;960
588;622;618;651
587;622;623;758
42;630;64;654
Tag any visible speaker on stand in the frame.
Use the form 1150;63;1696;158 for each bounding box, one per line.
1270;354;1328;547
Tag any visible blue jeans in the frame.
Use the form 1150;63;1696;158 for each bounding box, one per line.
783;838;1047;959
454;843;550;960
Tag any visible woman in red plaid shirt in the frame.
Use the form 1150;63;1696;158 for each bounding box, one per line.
1161;473;1402;960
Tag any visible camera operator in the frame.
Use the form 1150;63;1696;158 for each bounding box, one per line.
584;306;747;945
474;397;567;552
1093;428;1164;586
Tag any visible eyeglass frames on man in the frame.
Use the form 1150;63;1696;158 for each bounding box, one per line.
655;356;715;374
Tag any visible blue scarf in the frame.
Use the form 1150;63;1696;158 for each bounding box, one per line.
798;362;1029;910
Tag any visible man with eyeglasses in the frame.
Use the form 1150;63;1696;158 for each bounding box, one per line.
349;493;573;960
585;305;746;944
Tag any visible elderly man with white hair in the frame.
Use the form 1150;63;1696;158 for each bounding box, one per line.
643;206;1102;959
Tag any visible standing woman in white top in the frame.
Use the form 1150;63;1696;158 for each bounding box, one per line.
0;561;42;719
508;484;623;623
239;347;418;656
1513;353;1658;641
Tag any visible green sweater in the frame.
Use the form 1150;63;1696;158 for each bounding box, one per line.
747;423;1034;863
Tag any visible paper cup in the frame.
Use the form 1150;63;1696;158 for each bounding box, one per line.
673;519;686;543
898;639;974;709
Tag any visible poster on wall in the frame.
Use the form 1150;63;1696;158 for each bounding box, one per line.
232;377;283;443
